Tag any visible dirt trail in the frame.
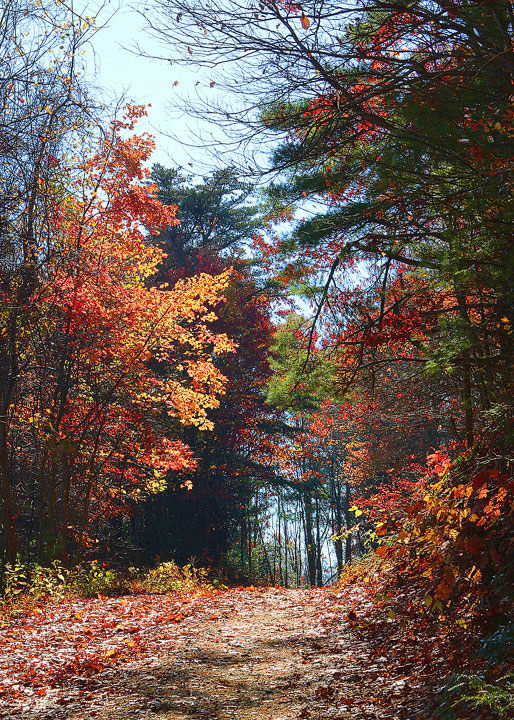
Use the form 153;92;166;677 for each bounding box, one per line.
2;588;422;720
92;588;334;720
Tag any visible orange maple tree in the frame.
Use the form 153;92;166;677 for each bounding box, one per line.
3;106;234;562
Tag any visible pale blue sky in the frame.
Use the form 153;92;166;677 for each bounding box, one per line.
83;2;209;171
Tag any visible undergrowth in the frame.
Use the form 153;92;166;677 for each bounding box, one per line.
335;553;383;588
438;672;514;719
437;622;514;719
0;559;213;613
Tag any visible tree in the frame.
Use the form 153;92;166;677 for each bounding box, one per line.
1;105;233;566
150;165;258;267
130;166;274;565
0;0;101;563
142;0;514;605
144;0;514;431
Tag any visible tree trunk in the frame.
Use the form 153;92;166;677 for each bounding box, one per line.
0;423;17;564
315;493;323;586
343;482;352;565
333;475;344;575
302;491;316;586
283;509;288;589
455;289;475;448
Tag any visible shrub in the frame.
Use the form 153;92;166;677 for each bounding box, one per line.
142;561;210;594
3;561;70;601
438;673;514;720
70;561;129;597
1;559;212;609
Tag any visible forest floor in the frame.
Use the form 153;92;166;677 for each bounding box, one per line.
0;586;449;720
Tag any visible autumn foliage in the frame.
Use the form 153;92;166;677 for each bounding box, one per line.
1;1;514;715
0;105;233;564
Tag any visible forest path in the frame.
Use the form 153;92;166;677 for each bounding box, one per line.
84;587;359;720
1;587;431;720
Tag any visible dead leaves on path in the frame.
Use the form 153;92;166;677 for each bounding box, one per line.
0;584;481;719
0;586;282;715
0;590;221;714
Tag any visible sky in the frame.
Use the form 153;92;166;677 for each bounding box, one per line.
80;1;283;184
82;2;211;171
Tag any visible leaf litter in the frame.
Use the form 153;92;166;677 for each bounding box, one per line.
0;585;458;719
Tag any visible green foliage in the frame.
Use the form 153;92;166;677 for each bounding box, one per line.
71;561;126;598
437;623;514;719
143;561;210;593
150;164;259;264
71;560;211;597
1;560;212;606
267;314;339;410
3;561;70;601
438;673;514;720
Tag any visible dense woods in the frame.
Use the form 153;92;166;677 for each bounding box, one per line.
1;0;514;717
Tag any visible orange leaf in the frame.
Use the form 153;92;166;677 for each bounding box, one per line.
375;545;391;557
301;13;310;29
478;483;489;499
